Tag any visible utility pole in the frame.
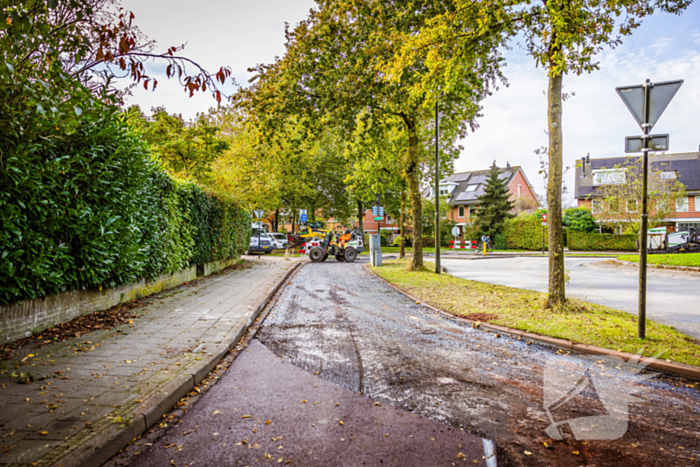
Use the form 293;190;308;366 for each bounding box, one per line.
434;97;441;274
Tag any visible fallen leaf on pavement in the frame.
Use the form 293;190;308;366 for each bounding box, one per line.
39;431;48;435
338;421;344;426
213;410;221;415
524;450;532;456
242;415;252;419
265;420;272;425
272;436;284;441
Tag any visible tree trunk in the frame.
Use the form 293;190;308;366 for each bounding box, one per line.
291;211;296;233
357;199;364;234
274;209;279;232
400;189;406;260
547;71;565;308
404;115;423;270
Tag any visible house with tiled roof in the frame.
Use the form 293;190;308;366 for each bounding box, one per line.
426;163;539;234
575;151;700;232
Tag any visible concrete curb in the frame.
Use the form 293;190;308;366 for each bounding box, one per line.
610;258;700;273
363;263;700;382
53;261;302;467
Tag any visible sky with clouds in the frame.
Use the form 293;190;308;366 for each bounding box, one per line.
121;0;700;205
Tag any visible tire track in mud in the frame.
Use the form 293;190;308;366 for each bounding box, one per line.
258;260;700;467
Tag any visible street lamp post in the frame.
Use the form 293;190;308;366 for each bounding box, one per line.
435;97;441;274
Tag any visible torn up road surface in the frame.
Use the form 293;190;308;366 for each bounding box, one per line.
257;259;700;466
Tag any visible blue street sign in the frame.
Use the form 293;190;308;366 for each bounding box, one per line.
372;206;378;216
379;206;384;216
300;213;308;224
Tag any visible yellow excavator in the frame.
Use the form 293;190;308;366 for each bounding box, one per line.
287;222;365;262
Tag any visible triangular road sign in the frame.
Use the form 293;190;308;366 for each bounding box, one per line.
616;80;683;129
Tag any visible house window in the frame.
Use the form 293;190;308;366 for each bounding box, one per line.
696;196;700;212
517;184;522;198
458;206;465;218
465;184;478;192
593;169;625;186
660;171;677;180
677;197;689;212
626;199;638;213
439;188;448;196
592;199;602;214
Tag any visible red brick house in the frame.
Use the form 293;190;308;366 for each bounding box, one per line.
425;164;539;235
575;151;700;232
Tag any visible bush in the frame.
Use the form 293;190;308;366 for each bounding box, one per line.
494;234;508;250
0;113;249;305
422;237;436;248
380;229;392;246
568;231;636;251
392;235;412;248
503;218;549;250
563;208;597;233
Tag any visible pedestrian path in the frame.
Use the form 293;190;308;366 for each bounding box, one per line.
0;258;296;467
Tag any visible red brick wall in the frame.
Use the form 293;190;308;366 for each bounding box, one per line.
508;170;538;203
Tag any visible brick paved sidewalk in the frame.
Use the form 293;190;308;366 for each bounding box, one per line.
0;258;298;467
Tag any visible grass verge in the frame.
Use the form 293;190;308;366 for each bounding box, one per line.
371;260;700;367
618;252;700;268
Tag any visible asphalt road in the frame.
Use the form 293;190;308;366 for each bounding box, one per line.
442;256;700;340
108;259;700;467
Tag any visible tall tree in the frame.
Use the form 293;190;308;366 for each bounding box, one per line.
475;162;515;238
394;0;691;306
246;0;504;270
128;106;229;183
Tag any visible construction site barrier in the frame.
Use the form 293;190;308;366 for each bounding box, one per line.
449;240;478;251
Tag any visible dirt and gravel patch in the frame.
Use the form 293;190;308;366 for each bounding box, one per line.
257;260;700;466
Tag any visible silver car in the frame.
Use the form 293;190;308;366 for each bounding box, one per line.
268;232;289;250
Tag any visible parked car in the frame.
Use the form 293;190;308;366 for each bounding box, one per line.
268;232;288;250
247;227;274;255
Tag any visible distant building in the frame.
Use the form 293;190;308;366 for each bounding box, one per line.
425;163;539;236
575;151;700;232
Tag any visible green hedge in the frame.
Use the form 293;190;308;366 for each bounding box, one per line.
568;231;636;251
0;112;250;305
502;218;549;250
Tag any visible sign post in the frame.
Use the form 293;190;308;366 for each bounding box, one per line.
541;213;547;254
616;78;682;339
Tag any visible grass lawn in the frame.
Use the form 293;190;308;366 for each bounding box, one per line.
618;252;700;268
371;260;700;367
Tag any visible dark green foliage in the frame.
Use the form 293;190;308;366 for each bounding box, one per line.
0;112;249;305
568;232;636;251
494;234;508;250
563;208;597;233
475;163;515;238
503;218;549;251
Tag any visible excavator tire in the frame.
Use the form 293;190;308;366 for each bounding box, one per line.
344;247;357;263
309;247;325;263
336;253;345;262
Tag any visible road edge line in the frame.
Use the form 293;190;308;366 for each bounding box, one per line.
363;263;700;382
54;261;302;467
